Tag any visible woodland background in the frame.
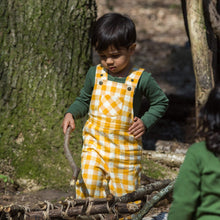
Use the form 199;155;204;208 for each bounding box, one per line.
0;0;219;218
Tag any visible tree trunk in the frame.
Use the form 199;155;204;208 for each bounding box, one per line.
186;0;215;127
0;0;96;186
208;0;220;82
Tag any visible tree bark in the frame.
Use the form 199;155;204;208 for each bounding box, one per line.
208;0;220;82
186;0;215;127
0;0;96;185
209;0;220;38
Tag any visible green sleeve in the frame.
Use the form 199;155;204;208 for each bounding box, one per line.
66;66;96;119
138;72;169;129
168;144;201;220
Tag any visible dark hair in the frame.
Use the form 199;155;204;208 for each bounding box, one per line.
91;13;136;51
199;84;220;154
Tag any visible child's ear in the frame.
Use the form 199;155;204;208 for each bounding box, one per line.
129;43;136;55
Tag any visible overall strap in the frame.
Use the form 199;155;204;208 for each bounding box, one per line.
95;64;108;80
125;67;144;88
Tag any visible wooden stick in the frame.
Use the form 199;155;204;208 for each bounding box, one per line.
130;180;175;220
0;180;173;219
63;126;81;198
64;126;81;180
116;179;171;203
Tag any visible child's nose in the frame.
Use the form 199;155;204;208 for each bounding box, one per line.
106;57;113;64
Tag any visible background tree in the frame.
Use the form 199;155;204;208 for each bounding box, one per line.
0;0;97;188
182;0;220;127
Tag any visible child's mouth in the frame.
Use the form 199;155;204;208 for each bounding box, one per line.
109;66;116;71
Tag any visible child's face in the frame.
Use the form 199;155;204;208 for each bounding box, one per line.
97;44;136;77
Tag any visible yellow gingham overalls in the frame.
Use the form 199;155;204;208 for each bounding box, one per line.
76;64;144;198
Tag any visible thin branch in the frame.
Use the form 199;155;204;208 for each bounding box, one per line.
130;180;175;220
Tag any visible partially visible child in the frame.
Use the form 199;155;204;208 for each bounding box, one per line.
62;12;169;199
168;84;220;220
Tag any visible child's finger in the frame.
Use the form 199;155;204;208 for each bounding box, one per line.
133;116;138;122
129;118;146;138
70;120;75;131
134;131;144;139
132;126;145;137
62;122;69;134
128;117;139;131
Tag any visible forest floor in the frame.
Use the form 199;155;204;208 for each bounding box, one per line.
0;0;196;219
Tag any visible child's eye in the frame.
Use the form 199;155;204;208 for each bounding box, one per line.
112;54;120;58
99;55;106;59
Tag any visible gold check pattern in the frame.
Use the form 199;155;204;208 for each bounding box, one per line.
76;65;144;198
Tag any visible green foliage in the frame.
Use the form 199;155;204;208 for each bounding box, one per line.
142;158;168;180
169;4;180;9
0;174;14;184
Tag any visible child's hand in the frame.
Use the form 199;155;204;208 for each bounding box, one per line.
128;117;146;139
62;113;75;134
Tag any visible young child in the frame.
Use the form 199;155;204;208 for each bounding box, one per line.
168;84;220;220
62;12;169;199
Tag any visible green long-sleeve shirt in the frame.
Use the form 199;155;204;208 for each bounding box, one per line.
168;141;220;220
66;65;168;130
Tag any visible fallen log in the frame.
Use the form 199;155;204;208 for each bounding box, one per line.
143;150;185;167
0;179;172;220
155;140;189;154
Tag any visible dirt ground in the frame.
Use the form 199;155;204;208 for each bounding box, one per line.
0;0;196;218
